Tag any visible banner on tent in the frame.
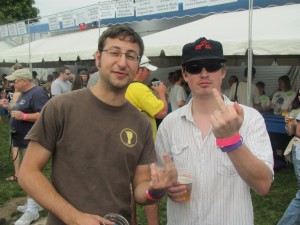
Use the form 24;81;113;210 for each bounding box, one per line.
0;0;240;38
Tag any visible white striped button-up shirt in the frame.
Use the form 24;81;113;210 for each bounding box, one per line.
155;96;274;225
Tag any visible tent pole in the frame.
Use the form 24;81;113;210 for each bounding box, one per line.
27;18;32;72
247;0;253;107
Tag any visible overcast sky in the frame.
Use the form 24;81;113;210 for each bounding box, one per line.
34;0;100;17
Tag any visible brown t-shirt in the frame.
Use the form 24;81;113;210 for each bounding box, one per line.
26;88;156;224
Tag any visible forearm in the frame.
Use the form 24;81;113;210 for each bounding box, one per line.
18;169;81;224
155;95;168;119
24;112;40;122
228;145;273;196
134;182;153;205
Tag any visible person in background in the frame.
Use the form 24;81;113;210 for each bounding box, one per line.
269;75;296;115
5;85;21;182
223;75;238;97
0;69;49;225
31;71;40;86
72;74;83;91
155;37;273;225
125;55;168;225
168;69;187;111
278;112;300;225
287;88;300;119
50;66;72;96
79;70;90;88
229;67;260;109
17;25;177;225
43;74;53;97
256;81;271;112
268;76;296;158
4;63;23;181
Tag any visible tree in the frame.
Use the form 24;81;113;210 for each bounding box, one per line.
0;0;39;25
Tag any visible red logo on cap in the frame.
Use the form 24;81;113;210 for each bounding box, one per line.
195;40;212;50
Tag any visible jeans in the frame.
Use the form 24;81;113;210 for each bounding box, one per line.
277;146;300;225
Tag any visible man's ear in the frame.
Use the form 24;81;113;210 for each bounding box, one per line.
221;66;227;79
95;51;101;68
182;69;188;82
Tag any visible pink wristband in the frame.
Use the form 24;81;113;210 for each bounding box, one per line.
145;189;156;201
216;134;241;147
23;113;28;121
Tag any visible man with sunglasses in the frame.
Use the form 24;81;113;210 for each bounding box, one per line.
155;37;274;225
50;66;72;96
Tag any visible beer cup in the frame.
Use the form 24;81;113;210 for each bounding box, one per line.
177;168;193;202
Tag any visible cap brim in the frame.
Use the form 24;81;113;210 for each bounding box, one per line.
182;56;227;65
145;64;157;71
5;75;16;81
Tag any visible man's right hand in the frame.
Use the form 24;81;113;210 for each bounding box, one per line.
152;82;167;97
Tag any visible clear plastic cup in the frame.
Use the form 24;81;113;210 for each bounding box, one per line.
177;168;193;202
104;213;129;225
151;81;160;87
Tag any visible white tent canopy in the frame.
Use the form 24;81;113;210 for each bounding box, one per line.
0;41;14;52
0;4;299;63
143;4;300;57
0;28;107;63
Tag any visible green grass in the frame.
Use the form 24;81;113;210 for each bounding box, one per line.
0;115;298;224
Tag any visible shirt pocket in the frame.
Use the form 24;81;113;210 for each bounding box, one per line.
170;145;190;167
216;151;238;177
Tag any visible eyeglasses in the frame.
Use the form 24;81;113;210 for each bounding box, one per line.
101;47;140;62
184;61;224;74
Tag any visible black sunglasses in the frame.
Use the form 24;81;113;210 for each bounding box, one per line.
184;62;224;74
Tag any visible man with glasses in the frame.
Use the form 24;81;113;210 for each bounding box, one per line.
51;66;72;96
155;37;274;225
17;25;177;225
0;69;49;225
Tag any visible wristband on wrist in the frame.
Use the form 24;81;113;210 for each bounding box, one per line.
23;113;28;121
216;133;241;147
146;188;166;201
220;138;243;152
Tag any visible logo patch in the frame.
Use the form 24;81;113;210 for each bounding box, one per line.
120;128;137;148
195;40;212;50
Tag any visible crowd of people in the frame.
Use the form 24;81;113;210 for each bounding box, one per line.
0;25;299;225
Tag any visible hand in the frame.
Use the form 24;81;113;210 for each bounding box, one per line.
210;88;244;139
149;154;178;190
152;82;167;96
71;212;115;225
10;110;25;120
0;98;9;109
167;184;188;202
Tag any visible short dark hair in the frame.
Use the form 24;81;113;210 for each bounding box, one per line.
168;69;183;84
244;67;256;77
98;25;144;60
59;66;70;74
256;81;265;88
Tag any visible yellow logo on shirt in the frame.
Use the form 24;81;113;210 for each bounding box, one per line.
120;128;137;147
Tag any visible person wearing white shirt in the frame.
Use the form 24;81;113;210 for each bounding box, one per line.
155;37;274;225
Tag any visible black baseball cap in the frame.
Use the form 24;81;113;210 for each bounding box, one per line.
181;37;227;65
